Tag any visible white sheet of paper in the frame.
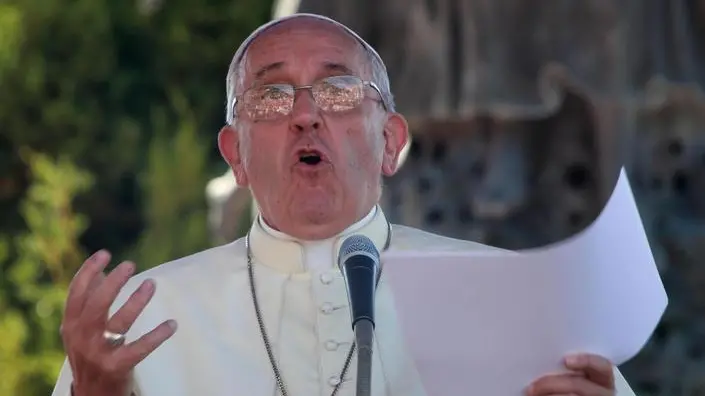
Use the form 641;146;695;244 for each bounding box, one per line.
381;168;668;396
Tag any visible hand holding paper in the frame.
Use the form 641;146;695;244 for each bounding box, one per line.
381;168;667;396
526;353;615;396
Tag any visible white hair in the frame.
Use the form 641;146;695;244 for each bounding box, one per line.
224;13;395;125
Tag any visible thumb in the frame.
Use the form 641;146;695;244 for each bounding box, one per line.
564;353;615;389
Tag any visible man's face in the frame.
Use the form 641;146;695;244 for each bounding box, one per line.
218;19;408;240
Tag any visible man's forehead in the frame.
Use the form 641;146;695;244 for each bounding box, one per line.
229;14;387;83
248;18;360;56
253;17;357;44
244;21;362;76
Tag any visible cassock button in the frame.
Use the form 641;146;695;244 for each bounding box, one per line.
320;273;334;284
320;303;334;314
324;340;338;351
328;376;341;387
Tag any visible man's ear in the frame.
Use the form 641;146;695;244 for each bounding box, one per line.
218;125;249;186
381;112;409;176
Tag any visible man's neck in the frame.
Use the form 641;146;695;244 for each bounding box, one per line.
259;205;378;242
259;206;377;243
248;205;389;274
256;206;378;272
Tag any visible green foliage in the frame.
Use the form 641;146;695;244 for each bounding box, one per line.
0;152;93;395
0;4;21;77
0;0;273;395
130;93;212;269
0;0;273;254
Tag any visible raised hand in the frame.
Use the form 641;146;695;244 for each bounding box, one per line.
59;250;177;396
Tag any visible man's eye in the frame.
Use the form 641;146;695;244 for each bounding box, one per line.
263;88;289;99
258;85;293;99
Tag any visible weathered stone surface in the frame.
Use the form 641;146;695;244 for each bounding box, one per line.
381;92;615;250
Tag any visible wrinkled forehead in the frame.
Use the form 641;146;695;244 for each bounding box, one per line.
246;19;362;73
228;14;386;88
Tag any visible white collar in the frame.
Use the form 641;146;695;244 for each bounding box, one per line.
249;206;390;274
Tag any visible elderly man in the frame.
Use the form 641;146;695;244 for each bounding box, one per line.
51;13;637;396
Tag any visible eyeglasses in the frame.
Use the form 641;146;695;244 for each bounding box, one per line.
233;75;387;121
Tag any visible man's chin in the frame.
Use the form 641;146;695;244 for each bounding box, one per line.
289;181;336;202
294;203;336;224
292;162;333;177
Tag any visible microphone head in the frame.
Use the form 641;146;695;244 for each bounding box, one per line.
338;235;380;268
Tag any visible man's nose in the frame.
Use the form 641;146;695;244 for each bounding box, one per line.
289;89;321;132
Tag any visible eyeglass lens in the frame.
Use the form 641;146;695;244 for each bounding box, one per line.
241;76;366;120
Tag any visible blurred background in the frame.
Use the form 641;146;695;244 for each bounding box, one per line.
0;0;703;395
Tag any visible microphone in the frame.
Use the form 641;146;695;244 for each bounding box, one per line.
337;234;381;396
338;234;381;330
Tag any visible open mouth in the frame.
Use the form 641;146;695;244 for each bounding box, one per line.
298;150;323;166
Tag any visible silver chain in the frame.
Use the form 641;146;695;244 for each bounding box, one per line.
245;221;391;396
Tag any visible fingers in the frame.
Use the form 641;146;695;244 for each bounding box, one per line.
113;320;178;371
540;394;579;396
526;354;615;396
83;261;136;324
541;394;579;396
86;268;106;296
82;319;176;380
526;372;610;396
65;250;111;321
564;353;615;389
60;252;177;385
107;279;157;334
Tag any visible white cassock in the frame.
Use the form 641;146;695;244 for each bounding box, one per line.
52;206;637;396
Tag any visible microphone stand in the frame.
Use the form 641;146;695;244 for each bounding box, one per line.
337;233;386;396
354;319;375;396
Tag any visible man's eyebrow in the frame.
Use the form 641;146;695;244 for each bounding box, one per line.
253;62;285;81
250;61;356;85
323;62;355;75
